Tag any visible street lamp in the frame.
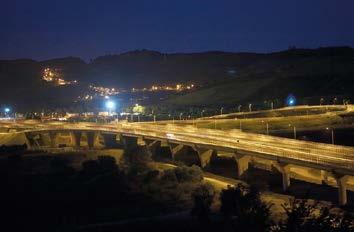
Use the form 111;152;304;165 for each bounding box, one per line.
4;107;10;117
105;100;115;115
179;113;183;121
220;107;224;115
289;124;296;139
326;127;335;145
262;120;269;135
201;109;205;118
235;118;242;131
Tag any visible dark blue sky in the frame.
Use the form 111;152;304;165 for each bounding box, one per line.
1;0;354;60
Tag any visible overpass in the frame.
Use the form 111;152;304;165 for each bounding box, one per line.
1;121;354;205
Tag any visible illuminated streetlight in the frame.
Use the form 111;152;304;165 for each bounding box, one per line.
105;100;115;110
105;100;115;116
286;94;296;106
4;108;10;113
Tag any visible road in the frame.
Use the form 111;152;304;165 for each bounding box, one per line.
1;119;354;175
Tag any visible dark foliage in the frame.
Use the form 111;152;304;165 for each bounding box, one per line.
220;184;273;232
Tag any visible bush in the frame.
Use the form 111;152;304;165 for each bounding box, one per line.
278;199;354;232
191;183;215;222
174;165;203;183
220;184;273;232
97;155;118;172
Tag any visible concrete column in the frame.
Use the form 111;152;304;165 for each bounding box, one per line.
49;131;58;148
144;139;161;157
321;170;330;185
278;164;291;192
335;175;348;206
86;131;99;150
24;132;35;149
121;135;138;153
234;153;251;178
194;147;215;168
70;131;82;148
101;133;120;148
168;143;185;160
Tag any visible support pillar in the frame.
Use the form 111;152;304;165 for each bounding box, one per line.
24;132;35;149
121;135;138;153
335;175;348;206
86;131;99;149
278;163;291;192
144;139;161;157
101;133;120;148
70;131;82;148
234;153;251;178
168;143;185;160
49;132;58;148
194;147;216;168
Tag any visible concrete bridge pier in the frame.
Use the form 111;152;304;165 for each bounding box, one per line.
86;131;99;149
24;132;36;149
24;132;44;149
168;143;186;160
144;139;161;157
49;131;58;148
101;133;120;148
70;131;82;148
121;135;138;153
334;175;348;206
193;147;216;168
278;163;291;192
234;153;251;178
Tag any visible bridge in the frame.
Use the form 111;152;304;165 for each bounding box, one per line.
1;120;354;205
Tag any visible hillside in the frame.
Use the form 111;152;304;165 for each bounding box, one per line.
1;46;354;111
166;47;354;107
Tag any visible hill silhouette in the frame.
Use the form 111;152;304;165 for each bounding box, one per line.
0;46;353;110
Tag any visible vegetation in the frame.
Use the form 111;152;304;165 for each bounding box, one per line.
0;152;205;231
0;149;352;232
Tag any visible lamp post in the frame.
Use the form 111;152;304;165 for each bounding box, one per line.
179;113;183;121
262;120;269;135
326;127;335;144
105;101;115;116
220;107;224;115
289;124;296;139
4;108;10;118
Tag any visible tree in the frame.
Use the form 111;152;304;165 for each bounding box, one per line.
191;183;215;223
220;184;273;232
278;199;354;232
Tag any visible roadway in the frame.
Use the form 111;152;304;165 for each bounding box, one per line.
1;120;354;175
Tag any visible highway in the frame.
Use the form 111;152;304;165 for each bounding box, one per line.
1;120;354;175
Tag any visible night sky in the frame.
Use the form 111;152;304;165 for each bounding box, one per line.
1;0;354;60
